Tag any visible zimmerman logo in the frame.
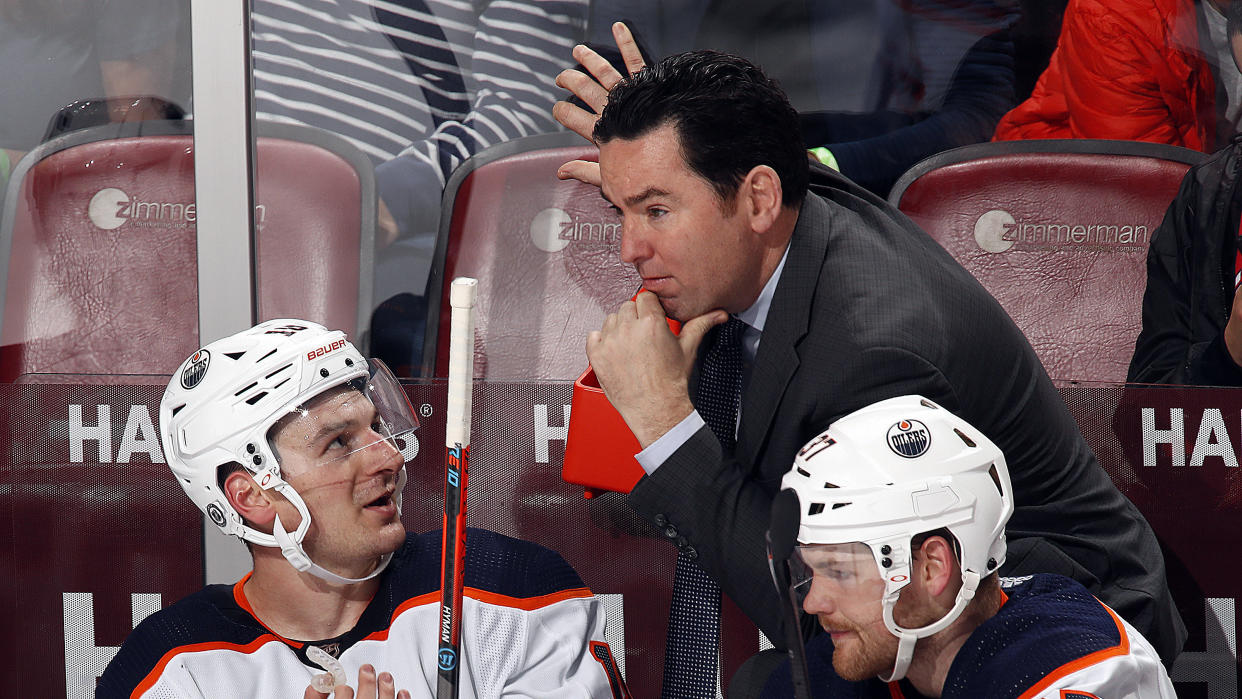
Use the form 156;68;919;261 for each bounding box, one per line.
88;187;267;231
529;207;621;252
180;350;210;390
887;419;931;458
88;187;196;230
973;209;1149;254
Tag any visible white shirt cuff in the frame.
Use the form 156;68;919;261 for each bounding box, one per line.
635;411;706;475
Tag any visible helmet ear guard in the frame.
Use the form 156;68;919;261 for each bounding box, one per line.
161;319;418;583
779;395;1012;681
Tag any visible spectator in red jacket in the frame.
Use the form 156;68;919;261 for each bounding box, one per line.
994;0;1236;151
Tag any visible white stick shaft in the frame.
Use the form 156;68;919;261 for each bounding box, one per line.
446;278;478;447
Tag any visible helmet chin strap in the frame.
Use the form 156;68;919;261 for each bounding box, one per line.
268;469;407;585
878;570;980;682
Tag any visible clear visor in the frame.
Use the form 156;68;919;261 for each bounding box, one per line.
267;358;419;471
790;541;884;607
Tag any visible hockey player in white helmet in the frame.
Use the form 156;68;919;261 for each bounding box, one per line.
97;320;626;699
756;395;1175;699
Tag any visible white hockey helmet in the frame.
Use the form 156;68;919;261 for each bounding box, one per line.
160;319;418;584
779;395;1012;681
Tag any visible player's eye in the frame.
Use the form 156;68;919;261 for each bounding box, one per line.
648;207;668;219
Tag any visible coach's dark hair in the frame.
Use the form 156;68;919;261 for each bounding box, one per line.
594;50;809;208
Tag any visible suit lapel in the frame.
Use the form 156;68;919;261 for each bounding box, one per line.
738;195;832;466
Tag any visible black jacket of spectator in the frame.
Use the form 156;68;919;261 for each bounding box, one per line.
1129;137;1242;385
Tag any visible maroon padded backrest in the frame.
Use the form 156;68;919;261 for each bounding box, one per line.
0;121;371;381
889;140;1203;383
425;133;640;379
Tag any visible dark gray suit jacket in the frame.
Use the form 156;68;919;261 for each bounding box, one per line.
628;165;1186;665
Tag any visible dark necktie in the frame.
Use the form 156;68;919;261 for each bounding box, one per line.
661;317;746;699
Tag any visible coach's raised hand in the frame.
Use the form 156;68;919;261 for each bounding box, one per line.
553;22;644;187
587;292;727;448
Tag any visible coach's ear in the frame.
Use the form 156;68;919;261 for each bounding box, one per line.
223;468;276;530
741;164;784;235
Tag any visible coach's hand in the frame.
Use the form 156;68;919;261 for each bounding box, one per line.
553;22;644;188
304;664;411;699
588;291;727;448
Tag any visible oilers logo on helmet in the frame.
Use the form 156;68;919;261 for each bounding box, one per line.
180;350;210;390
887;419;930;458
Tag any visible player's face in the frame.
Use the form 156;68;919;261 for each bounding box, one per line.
797;543;898;681
270;386;406;577
599;123;766;322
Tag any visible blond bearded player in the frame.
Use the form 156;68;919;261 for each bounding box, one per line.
760;396;1174;698
96;320;626;698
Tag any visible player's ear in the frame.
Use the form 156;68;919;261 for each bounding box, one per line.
223;467;277;528
741;164;784;233
916;536;959;599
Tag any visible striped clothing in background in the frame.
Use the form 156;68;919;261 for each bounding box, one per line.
252;0;587;239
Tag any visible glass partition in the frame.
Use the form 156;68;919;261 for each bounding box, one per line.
0;0;192;382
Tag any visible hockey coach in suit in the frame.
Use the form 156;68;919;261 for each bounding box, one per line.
554;42;1186;671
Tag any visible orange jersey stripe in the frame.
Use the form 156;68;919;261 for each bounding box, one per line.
359;586;597;643
231;574;306;649
132;634;285;697
1015;601;1130;699
133;582;597;693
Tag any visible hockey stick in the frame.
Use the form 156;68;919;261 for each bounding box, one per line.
437;277;478;699
768;488;813;699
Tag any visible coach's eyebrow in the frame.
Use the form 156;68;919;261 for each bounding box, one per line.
624;187;671;207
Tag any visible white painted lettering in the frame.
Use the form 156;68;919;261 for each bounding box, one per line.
1190;409;1239;468
533;404;571;463
63;592;161;698
1141;407;1185;467
1168;597;1238;698
117;405;165;463
69;405;112;463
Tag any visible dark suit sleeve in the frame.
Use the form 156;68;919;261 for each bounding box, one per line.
626;346;958;645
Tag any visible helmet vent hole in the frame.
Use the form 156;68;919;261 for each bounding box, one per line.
272;377;291;390
234;381;257;397
265;363;292;379
920;399;937;409
831;502;852;510
808;503;825;516
988;464;1004;496
258;349;278;362
245;391;269;406
953;428;976;447
170;404;186;417
223;351;246;361
796;467;811;477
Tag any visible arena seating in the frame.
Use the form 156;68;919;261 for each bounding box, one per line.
0;119;375;381
421;132;640;379
888;139;1203;383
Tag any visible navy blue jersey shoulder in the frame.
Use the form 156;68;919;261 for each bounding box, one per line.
95;584;262;698
943;574;1122;698
390;528;587;601
760;574;1121;699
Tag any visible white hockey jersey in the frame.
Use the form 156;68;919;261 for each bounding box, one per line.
762;573;1176;698
97;529;628;698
